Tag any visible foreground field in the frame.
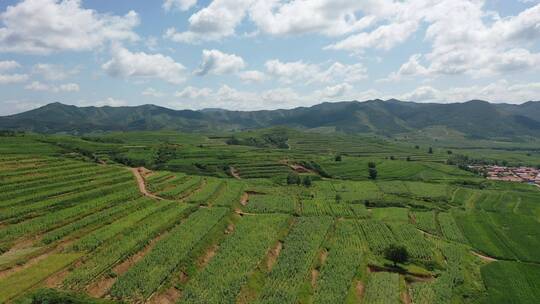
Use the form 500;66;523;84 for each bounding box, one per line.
0;131;539;303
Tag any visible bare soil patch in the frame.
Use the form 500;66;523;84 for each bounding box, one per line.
356;281;365;299
198;244;219;269
148;286;182;304
401;290;412;304
471;251;498;262
230;166;241;179
266;241;283;270
240;192;249;206
131;167;164;201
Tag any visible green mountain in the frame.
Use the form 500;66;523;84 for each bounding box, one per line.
1;100;539;138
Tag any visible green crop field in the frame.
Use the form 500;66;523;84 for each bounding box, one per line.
0;129;538;304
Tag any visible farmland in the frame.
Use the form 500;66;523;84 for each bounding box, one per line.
0;129;538;303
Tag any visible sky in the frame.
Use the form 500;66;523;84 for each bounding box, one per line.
0;0;539;115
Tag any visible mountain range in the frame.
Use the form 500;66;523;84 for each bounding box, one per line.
1;99;539;138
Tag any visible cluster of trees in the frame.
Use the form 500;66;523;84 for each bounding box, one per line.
368;162;377;180
286;173;312;187
0;130;24;137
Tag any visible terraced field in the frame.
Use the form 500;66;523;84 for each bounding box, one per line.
0;132;538;303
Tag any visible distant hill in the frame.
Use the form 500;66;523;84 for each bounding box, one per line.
1;99;539;138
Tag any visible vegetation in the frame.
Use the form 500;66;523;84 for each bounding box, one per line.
0;127;538;303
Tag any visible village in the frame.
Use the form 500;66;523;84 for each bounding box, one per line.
470;165;540;187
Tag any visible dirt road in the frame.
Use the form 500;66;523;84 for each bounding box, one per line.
131;167;164;201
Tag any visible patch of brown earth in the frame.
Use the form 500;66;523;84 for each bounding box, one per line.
131;167;164;201
87;276;116;298
409;213;417;225
198;244;219;269
148;286;182;304
240;192;249;206
266;241;283;270
356;281;365;299
319;249;328;265
230;166;241;179
44;269;70;288
311;269;319;288
471;251;498;262
401;290;412;304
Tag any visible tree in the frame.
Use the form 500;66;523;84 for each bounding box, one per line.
335;154;342;162
415;145;420;149
384;245;409;267
428;147;433;154
390;156;395;160
447;150;453;155
302;176;312;187
368;161;376;169
406;156;411;162
286;172;301;185
335;194;342;203
368;168;378;180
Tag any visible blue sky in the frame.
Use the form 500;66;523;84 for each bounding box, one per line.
0;0;539;115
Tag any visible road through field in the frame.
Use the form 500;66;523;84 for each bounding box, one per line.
131;168;164;201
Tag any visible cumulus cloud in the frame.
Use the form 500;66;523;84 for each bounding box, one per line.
326;20;419;52
265;59;367;84
142;87;165;98
163;0;197;11
249;1;375;36
175;86;213;99
102;45;187;84
32;63;79;81
0;0;140;54
384;1;540;79
24;81;79;92
195;49;245;76
0;73;29;84
0;60;20;71
315;83;353;98
164;0;253;43
238;70;266;83
400;80;540;104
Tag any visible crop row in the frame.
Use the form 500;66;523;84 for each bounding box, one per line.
0;182;139;245
256;216;332;303
363;272;400;304
109;207;229;301
182;214;290;304
0;171;133;220
63;203;195;288
313;220;364;303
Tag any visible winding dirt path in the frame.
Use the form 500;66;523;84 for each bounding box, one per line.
131;167;164;201
230;166;241;179
471;251;498;263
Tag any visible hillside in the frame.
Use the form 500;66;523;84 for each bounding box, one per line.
1;100;540;138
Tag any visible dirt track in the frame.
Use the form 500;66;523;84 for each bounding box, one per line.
131;167;164;201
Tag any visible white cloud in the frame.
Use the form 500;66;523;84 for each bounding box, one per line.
265;59;367;84
400;80;540;104
249;1;375;36
102;45;187;84
32;63;79;81
0;73;29;84
326;20;419;52
0;0;140;54
175;86;213;99
239;70;266;83
0;60;20;71
24;81;79;92
195;49;245;76
142;87;165;98
385;2;540;79
163;0;197;11
94;97;128;107
164;0;253;43
315;83;353;98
